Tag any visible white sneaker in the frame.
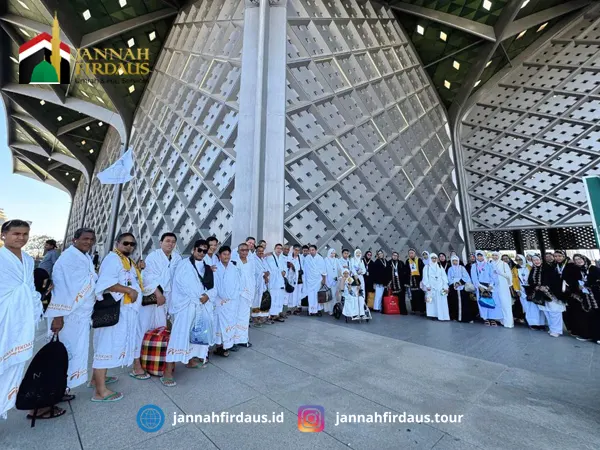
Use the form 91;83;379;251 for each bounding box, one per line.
575;337;589;342
549;332;560;338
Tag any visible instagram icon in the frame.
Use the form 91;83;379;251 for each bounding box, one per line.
298;405;325;432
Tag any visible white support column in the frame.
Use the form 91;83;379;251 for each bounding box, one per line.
259;0;287;247
232;0;262;246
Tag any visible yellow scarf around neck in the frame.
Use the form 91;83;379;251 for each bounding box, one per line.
114;249;144;304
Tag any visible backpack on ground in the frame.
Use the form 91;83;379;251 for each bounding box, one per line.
16;334;68;427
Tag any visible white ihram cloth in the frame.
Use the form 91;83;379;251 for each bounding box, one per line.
515;258;545;326
252;257;269;318
138;249;182;356
214;261;241;349
323;249;338;314
167;258;215;363
304;254;327;314
265;254;287;316
45;246;97;388
0;247;42;419
92;252;142;369
233;257;258;344
491;255;514;328
422;258;450;321
288;256;301;308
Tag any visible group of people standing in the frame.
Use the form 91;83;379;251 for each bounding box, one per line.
2;216;599;422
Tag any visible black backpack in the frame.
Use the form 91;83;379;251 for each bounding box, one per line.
16;334;68;427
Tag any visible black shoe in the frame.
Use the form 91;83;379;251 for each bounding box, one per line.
241;342;252;348
317;311;323;317
229;345;239;352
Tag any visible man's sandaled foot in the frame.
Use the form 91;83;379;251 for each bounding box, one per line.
91;392;124;402
160;377;177;387
214;347;229;357
27;406;66;420
87;376;118;388
129;371;151;380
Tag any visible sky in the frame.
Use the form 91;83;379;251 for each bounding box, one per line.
0;108;71;240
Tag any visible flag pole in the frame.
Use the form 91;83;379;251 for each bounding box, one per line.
132;165;145;261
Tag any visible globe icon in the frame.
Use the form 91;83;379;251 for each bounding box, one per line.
137;405;165;432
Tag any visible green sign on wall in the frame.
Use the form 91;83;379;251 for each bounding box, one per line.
583;176;600;248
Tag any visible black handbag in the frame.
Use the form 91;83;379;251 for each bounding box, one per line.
92;293;121;328
260;289;272;311
318;284;332;304
142;285;163;306
284;278;295;293
301;296;308;307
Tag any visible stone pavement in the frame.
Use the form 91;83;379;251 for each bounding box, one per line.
1;314;599;450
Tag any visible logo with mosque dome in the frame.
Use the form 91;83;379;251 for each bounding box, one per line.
18;14;70;85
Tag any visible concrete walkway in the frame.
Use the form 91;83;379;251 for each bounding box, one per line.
1;314;599;450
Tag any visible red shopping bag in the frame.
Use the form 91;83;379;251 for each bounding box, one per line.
383;295;400;315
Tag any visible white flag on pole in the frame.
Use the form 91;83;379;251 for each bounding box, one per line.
97;148;134;184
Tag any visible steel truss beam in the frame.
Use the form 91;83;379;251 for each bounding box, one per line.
10;116;85;172
12;148;75;196
503;0;591;40
389;2;496;42
81;9;178;48
6;93;94;177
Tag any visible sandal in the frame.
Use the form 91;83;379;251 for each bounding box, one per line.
91;392;124;402
160;377;177;387
61;393;76;402
129;371;151;380
87;376;118;388
214;347;230;357
274;317;285;322
27;406;66;420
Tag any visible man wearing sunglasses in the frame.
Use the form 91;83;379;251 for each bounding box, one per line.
164;240;215;385
92;233;144;403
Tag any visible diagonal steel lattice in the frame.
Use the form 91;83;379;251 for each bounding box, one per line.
68;0;464;256
460;8;600;232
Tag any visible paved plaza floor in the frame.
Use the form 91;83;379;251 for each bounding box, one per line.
1;313;599;450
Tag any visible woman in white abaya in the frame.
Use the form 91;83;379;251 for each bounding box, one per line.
422;253;449;320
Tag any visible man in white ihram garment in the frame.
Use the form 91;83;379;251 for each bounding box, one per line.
163;239;215;386
491;251;514;328
0;220;44;419
213;246;241;356
92;232;144;403
231;242;258;348
265;244;287;322
138;232;182;347
46;228;98;400
251;245;270;326
304;245;327;317
288;244;302;315
422;253;450;321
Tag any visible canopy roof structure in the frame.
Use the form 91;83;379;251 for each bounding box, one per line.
0;0;181;195
0;0;593;198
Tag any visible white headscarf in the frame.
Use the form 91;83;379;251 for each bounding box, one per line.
422;251;430;265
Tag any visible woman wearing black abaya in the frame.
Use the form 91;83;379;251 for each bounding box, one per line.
362;250;375;294
564;254;600;343
438;253;449;271
405;248;426;315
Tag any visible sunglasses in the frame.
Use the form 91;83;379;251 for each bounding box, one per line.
122;241;137;247
197;247;207;254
